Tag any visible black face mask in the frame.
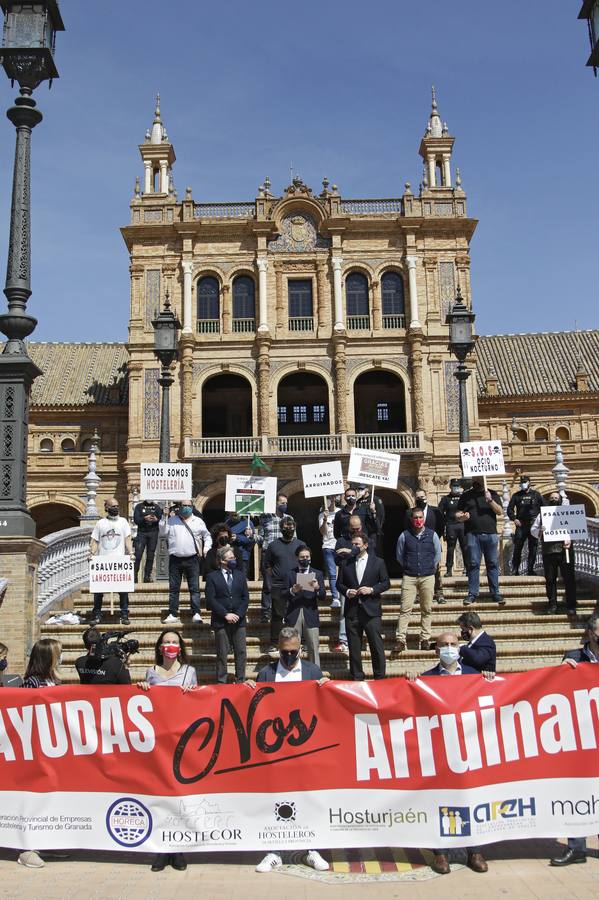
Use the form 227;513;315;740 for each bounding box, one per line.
277;503;288;514
107;507;119;517
280;648;300;668
281;528;294;539
416;498;426;509
0;658;7;672
549;497;561;506
346;496;356;506
217;536;229;546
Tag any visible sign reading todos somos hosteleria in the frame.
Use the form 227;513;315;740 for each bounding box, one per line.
459;440;506;477
139;463;192;501
540;504;588;542
2;667;599;852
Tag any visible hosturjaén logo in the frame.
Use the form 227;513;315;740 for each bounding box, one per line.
438;805;471;837
106;797;152;847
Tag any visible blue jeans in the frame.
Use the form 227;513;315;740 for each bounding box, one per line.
466;532;499;597
168;554;201;615
322;548;339;599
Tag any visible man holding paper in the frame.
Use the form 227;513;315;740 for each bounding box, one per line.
530;491;577;615
283;544;326;666
89;497;134;625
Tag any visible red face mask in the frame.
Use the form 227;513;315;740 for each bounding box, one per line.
161;644;179;659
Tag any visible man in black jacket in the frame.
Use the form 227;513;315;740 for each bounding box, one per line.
457;611;496;672
133;499;163;582
284;544;326;666
205;547;249;684
507;475;543;575
263;516;303;652
337;534;390;680
550;612;599;866
530;491;577;614
333;486;377;540
439;479;467;576
75;628;132;685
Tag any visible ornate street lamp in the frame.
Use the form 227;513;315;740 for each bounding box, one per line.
152;290;181;464
446;286;476;443
0;1;64;536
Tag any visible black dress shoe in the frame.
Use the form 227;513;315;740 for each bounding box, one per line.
151;853;169;871
171;852;187;870
546;603;558;614
550;848;587;866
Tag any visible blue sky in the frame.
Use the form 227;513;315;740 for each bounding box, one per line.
0;0;597;341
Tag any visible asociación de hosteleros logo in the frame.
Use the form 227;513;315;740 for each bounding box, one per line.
106;797;153;847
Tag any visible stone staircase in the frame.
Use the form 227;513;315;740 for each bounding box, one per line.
40;576;598;684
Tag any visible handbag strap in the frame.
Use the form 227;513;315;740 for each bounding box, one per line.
179;516;202;555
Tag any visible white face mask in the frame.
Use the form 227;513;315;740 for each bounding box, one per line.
439;646;460;666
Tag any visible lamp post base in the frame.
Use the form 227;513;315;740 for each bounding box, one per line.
0;509;36;537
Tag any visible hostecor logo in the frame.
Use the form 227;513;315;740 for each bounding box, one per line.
106;797;153;847
438;805;471;837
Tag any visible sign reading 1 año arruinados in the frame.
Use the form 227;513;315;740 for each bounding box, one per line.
140;463;192;500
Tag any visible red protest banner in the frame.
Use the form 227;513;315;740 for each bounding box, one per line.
1;666;598;852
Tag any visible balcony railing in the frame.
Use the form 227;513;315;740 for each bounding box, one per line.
347;315;371;331
576;518;599;585
340;198;404;215
232;318;256;333
37;526;94;615
197;319;220;334
185;432;423;458
194;202;255;218
288;317;314;332
382;314;406;329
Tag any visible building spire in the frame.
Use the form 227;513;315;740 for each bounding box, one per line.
150;92;165;144
426;85;444;138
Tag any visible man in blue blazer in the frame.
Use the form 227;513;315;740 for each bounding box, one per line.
456;611;497;672
337;533;390;680
205;546;249;683
284;543;326;667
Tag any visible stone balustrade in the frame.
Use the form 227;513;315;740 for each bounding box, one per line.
37;526;93;616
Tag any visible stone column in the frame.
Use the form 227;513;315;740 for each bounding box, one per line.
409;332;425;433
257;335;271;435
0;538;45;674
180;334;195;451
423;256;439;324
316;260;328;331
442;154;452;187
427;155;436;188
181;261;193;334
372;279;382;330
333;334;348;434
257;257;268;332
274;262;284;331
144;160;152;194
406;256;421;329
222;284;232;334
159;161;168;194
332;256;344;330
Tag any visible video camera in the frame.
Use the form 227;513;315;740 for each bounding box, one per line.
90;629;139;660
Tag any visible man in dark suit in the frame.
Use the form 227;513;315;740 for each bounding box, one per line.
457;611;497;673
337;533;390;680
205;546;249;684
284;544;326;667
418;631;491;875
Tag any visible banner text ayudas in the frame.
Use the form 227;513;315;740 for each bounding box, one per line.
1;667;599;853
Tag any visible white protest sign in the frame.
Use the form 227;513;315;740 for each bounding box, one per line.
301;461;344;499
225;474;278;516
140;463;192;501
459;440;506;476
540;504;588;542
89;555;134;593
347;447;400;490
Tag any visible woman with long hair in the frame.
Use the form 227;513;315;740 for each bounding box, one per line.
138;628;197;871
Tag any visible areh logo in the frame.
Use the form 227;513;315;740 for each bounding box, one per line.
438;805;471;837
274;801;296;822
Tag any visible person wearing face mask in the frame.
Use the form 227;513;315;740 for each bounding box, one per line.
205;546;249;684
333;515;372;653
138;629;196;872
284;544;326;666
246;626;330;874
318;495;342;608
263;516;303;653
439;479;468;577
0;641;22;687
133;498;163;583
395;508;442;653
507;475;543;575
333;487;377;540
530;491;577;614
549;612;599;866
414;631;493;876
337;533;390;680
404;489;446;604
224;510;256;576
256;493;289;624
456;611;496;673
159;500;212;625
203;522;244;573
89;497;134;626
355;483;385;551
456;477;504;607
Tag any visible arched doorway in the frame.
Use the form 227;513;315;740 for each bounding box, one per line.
31;502;81;539
377;488;409;577
201;374;252;437
277;372;330;436
202;492;226;529
564;490;597;517
353;370;406;434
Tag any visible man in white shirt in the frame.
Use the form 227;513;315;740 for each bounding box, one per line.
89;498;133;625
159;500;212;624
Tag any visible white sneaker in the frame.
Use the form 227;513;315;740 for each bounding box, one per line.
162;614;181;624
303;850;329;871
18;850;44;868
256;852;282;872
192;613;203;623
330;598;341;608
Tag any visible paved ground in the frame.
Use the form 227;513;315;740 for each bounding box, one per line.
1;838;598;899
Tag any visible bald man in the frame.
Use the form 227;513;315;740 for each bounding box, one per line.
90;497;133;625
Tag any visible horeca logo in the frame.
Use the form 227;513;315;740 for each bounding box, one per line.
438;805;471;837
106;797;153;847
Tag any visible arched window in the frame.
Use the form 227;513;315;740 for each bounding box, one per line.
197;276;220;333
435;159;444;186
61;438;76;453
345;272;369;329
232;276;255;331
534;427;549;442
81;438;95;453
514;429;528;443
381;272;405;326
39;438;54;453
555;426;570;441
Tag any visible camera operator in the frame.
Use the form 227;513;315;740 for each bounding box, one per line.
75;627;134;685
